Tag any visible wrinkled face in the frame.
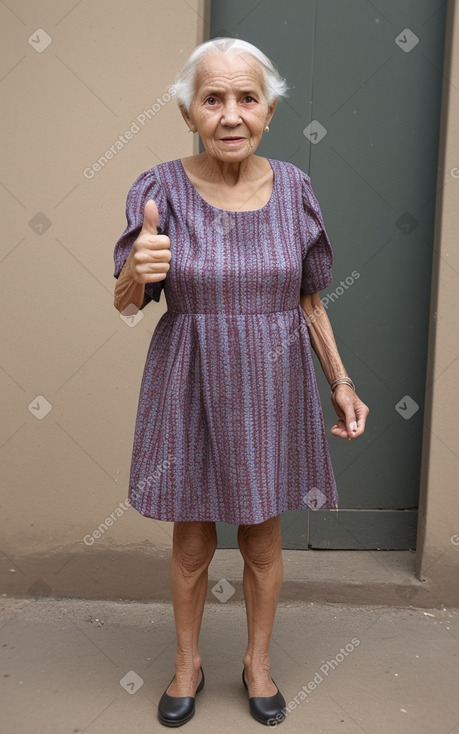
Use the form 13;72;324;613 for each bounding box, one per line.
182;51;276;162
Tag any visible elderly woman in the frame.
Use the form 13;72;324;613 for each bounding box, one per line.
113;37;368;727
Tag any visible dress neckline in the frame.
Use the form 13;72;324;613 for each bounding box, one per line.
177;157;276;214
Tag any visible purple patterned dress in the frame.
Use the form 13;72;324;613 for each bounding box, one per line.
114;158;338;524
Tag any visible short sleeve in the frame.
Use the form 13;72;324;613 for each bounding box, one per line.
113;167;169;305
300;173;334;295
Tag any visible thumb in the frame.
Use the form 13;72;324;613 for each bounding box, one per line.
346;411;358;437
141;198;159;235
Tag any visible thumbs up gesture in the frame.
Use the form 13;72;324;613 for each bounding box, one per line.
128;199;171;284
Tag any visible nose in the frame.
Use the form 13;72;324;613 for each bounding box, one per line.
221;99;241;127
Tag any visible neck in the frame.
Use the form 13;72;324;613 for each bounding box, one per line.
196;152;263;186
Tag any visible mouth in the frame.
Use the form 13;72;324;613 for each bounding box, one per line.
220;136;245;143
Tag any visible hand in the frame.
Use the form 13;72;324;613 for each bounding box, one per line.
127;199;171;284
330;385;369;440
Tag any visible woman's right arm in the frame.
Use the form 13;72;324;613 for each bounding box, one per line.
113;255;146;312
113;198;171;313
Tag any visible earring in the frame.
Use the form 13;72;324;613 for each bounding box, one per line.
264;125;270;132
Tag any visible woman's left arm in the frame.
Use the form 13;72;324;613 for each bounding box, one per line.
300;291;369;440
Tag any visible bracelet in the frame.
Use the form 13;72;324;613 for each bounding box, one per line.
330;377;355;393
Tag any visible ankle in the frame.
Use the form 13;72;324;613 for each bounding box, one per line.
243;652;271;673
174;652;202;673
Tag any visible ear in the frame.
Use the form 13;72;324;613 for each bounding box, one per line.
265;98;277;127
179;103;197;133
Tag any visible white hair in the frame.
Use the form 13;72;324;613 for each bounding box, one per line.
173;37;288;112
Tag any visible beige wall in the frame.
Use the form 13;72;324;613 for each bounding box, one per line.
416;0;459;603
1;0;206;593
1;0;457;605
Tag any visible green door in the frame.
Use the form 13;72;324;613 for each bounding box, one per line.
208;0;447;549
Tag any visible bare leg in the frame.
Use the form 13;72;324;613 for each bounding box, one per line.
166;520;217;696
237;514;283;697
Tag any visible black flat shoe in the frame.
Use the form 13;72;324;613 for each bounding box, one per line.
158;666;205;727
242;667;286;726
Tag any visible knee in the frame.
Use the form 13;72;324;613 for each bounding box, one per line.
237;516;282;573
173;521;217;574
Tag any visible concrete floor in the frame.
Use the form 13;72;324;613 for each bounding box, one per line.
1;595;459;734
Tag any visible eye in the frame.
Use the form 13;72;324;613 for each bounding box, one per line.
243;95;256;103
205;96;217;106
